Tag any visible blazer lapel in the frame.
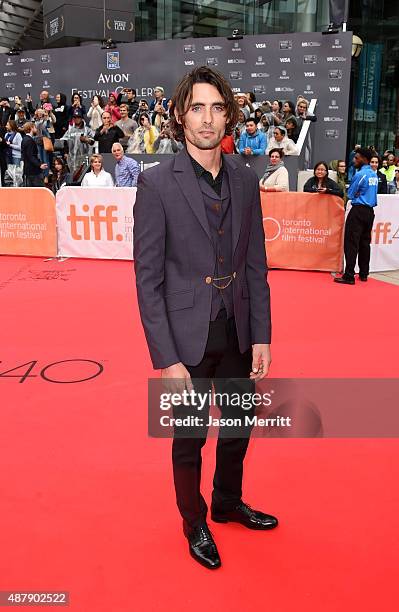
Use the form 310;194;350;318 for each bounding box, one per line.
173;149;212;243
223;154;242;256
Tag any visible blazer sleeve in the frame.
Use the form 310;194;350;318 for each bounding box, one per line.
245;171;271;344
133;169;181;369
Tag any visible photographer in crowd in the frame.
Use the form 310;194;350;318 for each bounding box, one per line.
153;119;182;154
94;111;124;154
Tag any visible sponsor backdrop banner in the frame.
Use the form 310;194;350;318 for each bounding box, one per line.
261;192;345;272
0;188;57;257
368;195;399;272
0;32;352;163
56;187;135;259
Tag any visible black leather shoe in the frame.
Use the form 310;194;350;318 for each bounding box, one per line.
359;275;368;282
186;523;221;570
334;276;355;285
211;501;278;530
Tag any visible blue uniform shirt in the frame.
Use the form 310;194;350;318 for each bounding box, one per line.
347;164;378;207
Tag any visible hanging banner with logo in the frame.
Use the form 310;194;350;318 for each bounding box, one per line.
354;42;384;122
0;188;57;257
368;195;399;272
261;191;345;271
56;187;135;259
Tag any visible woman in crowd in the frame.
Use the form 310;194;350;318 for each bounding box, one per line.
258;114;270;134
303;161;343;197
104;92;121;124
81;154;114;187
296;97;309;130
93;111;124;154
43;103;57;142
266;126;298;155
259;148;289;193
329;159;348;204
388;167;399;194
53;93;69;138
68;93;86;122
87;95;104;132
270;100;283;125
33;107;52;183
285;117;299;143
281;101;296;126
4;119;22;166
233;108;248;150
128;112;158;154
369;155;388;194
51;156;71;193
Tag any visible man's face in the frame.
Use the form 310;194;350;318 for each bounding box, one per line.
40;91;48;101
73;117;83;127
120;106;128;117
177;82;227;152
112;144;124;161
102;112;112;125
127;90;135;100
246;121;257;135
388;154;395;166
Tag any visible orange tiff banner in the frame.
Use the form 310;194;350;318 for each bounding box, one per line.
261;191;345;272
0;188;57;257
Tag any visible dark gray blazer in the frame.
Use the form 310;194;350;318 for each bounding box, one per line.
133;148;271;369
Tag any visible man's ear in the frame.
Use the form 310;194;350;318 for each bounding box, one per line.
174;107;182;126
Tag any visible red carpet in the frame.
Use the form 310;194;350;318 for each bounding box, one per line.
0;256;398;611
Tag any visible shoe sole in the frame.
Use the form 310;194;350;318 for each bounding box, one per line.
211;515;278;530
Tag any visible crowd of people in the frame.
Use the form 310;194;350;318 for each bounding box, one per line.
0;87;398;195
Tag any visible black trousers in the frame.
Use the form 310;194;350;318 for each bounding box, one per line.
344;205;375;279
172;312;253;530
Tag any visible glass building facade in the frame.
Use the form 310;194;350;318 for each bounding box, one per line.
134;0;399;155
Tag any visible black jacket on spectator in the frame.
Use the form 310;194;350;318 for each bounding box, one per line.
54;95;70;138
377;170;388;194
21;134;42;176
0;106;12;127
303;176;344;198
94;124;124;153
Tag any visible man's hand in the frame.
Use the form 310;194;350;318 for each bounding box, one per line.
250;344;271;380
161;362;193;398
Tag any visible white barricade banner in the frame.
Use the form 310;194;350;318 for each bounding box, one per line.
56;187;136;260
370;194;399;272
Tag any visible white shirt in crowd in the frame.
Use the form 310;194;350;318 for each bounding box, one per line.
81;169;114;187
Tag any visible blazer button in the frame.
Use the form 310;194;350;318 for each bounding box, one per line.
205;276;212;284
232;272;236;279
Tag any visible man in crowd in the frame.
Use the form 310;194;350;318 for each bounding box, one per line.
21;122;47;187
115;104;138;150
121;88;139;117
380;152;397;183
94;111;124;153
334;148;378;285
149;86;169;112
111;142;140;187
0;97;12;127
61;108;94;174
239;117;267;156
134;66;277;570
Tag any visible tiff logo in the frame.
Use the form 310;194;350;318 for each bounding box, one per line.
372;223;394;245
67;205;122;241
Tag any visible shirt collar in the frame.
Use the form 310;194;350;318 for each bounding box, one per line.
188;153;224;181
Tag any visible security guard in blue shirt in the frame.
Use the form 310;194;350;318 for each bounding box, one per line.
334;148;378;285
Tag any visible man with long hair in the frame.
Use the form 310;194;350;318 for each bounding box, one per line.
134;67;278;569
